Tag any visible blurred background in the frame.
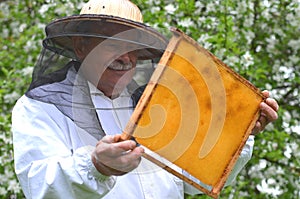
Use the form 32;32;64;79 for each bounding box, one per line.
0;0;299;198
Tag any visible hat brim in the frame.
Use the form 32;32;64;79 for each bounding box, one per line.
43;15;169;60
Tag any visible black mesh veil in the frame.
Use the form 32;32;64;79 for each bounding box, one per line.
25;15;168;140
26;47;106;139
28;47;76;91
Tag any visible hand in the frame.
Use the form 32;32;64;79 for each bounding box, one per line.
92;134;144;176
251;90;279;135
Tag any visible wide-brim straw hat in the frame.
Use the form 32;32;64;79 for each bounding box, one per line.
43;0;168;60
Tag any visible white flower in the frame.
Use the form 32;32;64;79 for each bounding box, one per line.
206;2;218;13
224;55;240;66
261;8;271;20
21;66;34;76
279;66;293;79
266;35;277;53
0;133;12;144
214;48;226;59
236;1;247;13
263;0;271;8
256;178;283;197
241;51;254;68
255;45;262;53
195;1;204;9
274;28;285;37
194;1;204;14
243;16;254;27
242;51;252;61
244;30;255;45
8;180;21;192
151;6;160;13
2;28;9;38
76;2;85;10
291;125;300;135
39;4;51;15
287;13;300;27
4;91;20;104
289;55;299;64
165;4;176;14
288;39;300;52
37;22;46;30
196;34;212;49
0;187;7;195
197;33;211;44
259;159;267;169
284;145;292;159
18;23;27;33
162;22;171;30
178;18;193;28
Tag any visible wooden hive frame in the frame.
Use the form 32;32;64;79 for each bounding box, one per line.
121;28;265;198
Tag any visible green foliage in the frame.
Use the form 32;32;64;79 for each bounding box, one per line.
1;0;299;198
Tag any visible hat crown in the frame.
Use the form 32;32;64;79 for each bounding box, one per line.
80;0;143;23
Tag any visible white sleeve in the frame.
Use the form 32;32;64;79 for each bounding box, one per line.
12;96;116;199
184;136;254;195
224;135;254;185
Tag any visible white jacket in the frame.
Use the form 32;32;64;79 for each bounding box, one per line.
12;67;254;199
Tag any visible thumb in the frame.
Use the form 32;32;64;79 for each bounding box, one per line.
100;135;118;144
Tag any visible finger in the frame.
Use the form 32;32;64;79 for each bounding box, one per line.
251;122;261;135
96;135;135;153
261;90;279;111
259;113;268;127
251;115;267;135
113;134;123;142
113;147;144;171
100;146;143;172
260;102;278;122
114;140;138;152
252;108;271;135
100;135;116;144
265;98;279;112
94;139;124;158
261;90;270;98
100;140;139;159
101;134;124;144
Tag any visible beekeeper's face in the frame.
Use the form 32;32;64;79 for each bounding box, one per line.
73;37;138;98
